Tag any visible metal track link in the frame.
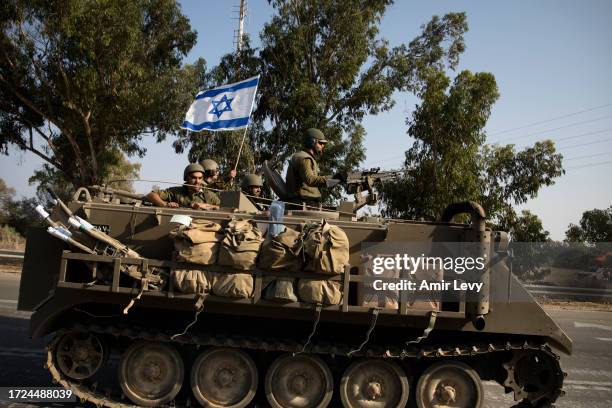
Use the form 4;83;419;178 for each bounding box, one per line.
45;322;566;408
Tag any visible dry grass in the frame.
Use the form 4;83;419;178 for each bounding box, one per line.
540;299;612;312
0;225;25;250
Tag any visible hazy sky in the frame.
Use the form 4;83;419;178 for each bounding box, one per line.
1;0;611;240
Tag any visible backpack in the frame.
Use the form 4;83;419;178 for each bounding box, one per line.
217;219;263;270
300;221;349;275
170;219;223;265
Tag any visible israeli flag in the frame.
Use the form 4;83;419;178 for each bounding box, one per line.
182;75;260;132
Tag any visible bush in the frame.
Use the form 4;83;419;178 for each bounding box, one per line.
0;225;25;250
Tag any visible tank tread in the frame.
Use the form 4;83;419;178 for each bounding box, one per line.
45;322;566;407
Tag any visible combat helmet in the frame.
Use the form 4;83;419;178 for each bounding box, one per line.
199;159;220;176
240;174;263;190
303;128;327;149
183;163;205;181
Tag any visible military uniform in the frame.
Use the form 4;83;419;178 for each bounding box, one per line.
155;185;220;207
285;150;328;204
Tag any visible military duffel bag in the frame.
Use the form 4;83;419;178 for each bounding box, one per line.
297;279;342;305
172;269;215;294
300;220;349;275
258;226;302;272
212;272;253;299
218;219;263;270
170;219;223;265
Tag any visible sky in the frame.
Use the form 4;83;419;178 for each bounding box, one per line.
1;0;611;240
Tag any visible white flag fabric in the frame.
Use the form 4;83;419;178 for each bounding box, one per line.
182;75;260;132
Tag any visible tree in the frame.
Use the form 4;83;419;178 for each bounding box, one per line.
566;205;612;243
174;3;470;201
0;0;199;190
0;178;15;225
380;68;564;222
496;209;551;280
0;178;39;237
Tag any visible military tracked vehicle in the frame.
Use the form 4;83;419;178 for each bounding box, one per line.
17;172;571;408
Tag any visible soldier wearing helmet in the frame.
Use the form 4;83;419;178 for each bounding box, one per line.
145;163;220;210
199;158;237;191
240;173;266;210
285;128;345;207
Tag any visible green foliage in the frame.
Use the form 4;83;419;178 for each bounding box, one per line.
174;3;469;202
0;0;199;189
496;210;551;280
565;205;612;243
496;209;550;242
0;178;15;224
0;178;40;236
380;67;564;222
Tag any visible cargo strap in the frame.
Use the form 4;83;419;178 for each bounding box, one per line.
405;310;437;346
294;304;322;355
122;279;148;315
347;308;380;357
171;294;205;340
387;310;439;359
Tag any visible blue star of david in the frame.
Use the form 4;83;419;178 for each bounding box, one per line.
209;94;234;119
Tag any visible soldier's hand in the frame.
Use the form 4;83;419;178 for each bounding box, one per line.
230;169;237;179
165;202;179;208
192;202;219;211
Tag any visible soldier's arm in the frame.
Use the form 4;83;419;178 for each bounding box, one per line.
191;202;219;210
299;158;329;187
145;191;179;208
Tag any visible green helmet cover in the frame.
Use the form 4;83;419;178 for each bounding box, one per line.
241;174;263;189
183;163;205;180
303;128;327;148
199;159;219;172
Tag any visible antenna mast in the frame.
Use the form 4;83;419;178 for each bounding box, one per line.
233;0;247;55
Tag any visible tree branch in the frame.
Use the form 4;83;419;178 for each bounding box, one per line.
0;74;88;185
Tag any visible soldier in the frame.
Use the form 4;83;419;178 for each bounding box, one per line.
145;163;220;210
240;173;266;210
285;128;345;208
199;159;237;191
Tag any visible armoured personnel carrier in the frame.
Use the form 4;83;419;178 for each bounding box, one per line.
17;175;571;408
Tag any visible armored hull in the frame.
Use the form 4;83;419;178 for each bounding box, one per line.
18;190;571;407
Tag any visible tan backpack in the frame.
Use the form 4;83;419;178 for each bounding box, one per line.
218;219;263;270
170;219;223;265
258;226;302;272
301;221;349;275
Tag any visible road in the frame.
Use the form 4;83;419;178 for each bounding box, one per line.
0;272;611;407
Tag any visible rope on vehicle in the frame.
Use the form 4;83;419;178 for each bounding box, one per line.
347;308;380;357
170;294;205;340
294;304;323;355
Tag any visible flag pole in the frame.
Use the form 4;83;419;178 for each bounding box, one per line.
233;125;249;172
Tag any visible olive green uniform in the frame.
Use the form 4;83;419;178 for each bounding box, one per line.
155;185;220;207
285;150;328;203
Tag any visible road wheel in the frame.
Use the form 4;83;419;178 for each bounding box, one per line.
339;358;409;408
55;331;106;380
118;341;183;407
415;361;483;408
191;347;258;408
265;354;333;408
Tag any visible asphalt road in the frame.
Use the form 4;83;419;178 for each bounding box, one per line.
0;272;611;408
